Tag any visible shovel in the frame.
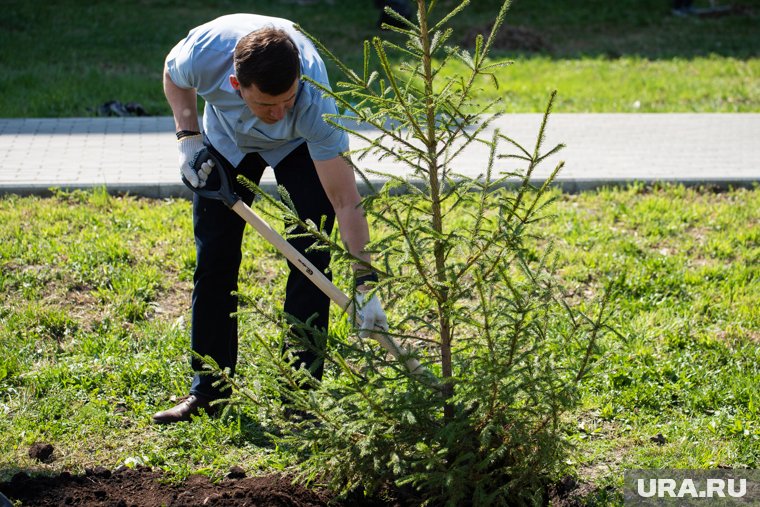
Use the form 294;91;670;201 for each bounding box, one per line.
182;149;429;378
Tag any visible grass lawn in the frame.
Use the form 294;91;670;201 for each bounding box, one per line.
0;185;757;504
0;0;758;116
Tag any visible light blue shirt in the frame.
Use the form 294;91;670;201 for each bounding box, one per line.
166;14;349;167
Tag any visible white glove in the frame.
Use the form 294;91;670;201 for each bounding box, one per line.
178;135;214;188
353;292;389;338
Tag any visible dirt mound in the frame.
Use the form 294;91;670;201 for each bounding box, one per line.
0;466;331;507
461;23;551;53
0;463;599;505
27;443;55;464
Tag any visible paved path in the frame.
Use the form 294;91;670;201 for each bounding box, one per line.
1;114;758;197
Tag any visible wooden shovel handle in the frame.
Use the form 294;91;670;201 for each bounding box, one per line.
231;200;428;377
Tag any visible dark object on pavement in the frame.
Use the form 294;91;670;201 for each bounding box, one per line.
28;442;55;463
95;100;149;117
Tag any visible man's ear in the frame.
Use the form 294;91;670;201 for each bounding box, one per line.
229;75;240;90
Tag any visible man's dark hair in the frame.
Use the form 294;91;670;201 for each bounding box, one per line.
234;27;300;95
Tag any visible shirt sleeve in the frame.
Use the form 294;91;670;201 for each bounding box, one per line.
165;38;197;90
296;84;350;161
165;34;232;96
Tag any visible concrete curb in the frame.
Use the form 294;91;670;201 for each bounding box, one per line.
2;176;756;200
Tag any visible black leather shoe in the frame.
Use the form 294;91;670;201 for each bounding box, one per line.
152;394;218;424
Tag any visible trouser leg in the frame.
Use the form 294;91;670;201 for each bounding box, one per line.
273;143;336;381
190;147;265;400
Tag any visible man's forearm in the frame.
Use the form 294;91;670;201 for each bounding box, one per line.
163;67;200;132
313;156;375;277
335;205;372;274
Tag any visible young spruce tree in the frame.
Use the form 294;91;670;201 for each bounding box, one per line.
214;1;612;504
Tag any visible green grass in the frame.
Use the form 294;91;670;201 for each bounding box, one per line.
0;185;758;503
0;189;290;480
446;55;760;112
549;185;760;502
1;0;758;116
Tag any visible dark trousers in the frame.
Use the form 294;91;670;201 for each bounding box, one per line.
190;142;334;400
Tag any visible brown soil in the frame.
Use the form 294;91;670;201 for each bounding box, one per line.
27;444;55;464
0;463;603;506
0;466;333;507
4;444;599;506
546;475;612;507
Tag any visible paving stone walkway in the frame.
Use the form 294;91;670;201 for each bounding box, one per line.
1;114;758;197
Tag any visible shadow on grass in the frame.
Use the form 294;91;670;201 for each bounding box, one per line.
226;408;279;449
460;0;759;60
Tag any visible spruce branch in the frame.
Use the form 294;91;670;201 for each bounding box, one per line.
241;177;385;278
294;24;362;85
381;3;421;32
478;0;512;65
372;37;427;142
473;128;498;238
431;0;471;32
391;207;441;300
303;76;429;162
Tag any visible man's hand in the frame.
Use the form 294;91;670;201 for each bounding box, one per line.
177;134;214;188
353;292;389;338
